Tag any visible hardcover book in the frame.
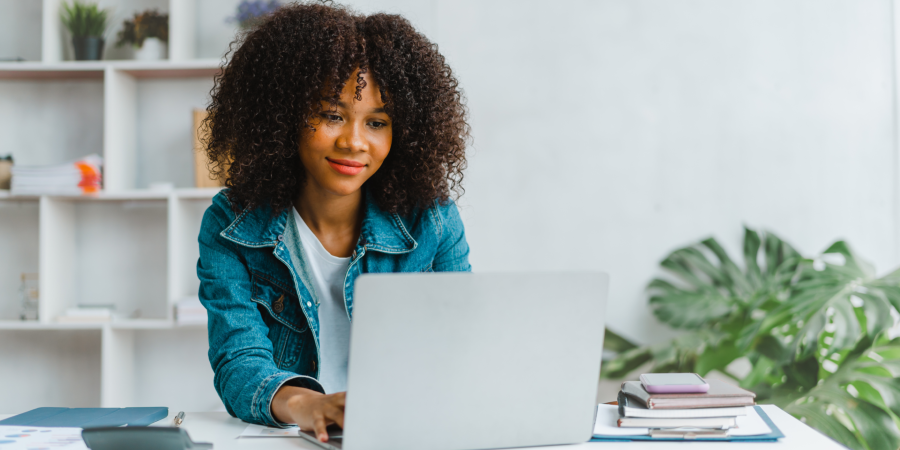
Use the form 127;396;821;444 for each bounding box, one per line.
621;379;756;409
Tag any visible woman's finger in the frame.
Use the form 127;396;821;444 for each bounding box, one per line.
324;403;345;429
313;414;329;442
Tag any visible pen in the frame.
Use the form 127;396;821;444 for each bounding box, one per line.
174;411;185;427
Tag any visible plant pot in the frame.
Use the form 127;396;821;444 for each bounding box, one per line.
72;36;104;61
134;37;167;61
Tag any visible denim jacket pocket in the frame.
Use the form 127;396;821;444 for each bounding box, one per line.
250;272;309;369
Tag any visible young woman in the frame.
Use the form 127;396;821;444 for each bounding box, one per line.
196;2;470;443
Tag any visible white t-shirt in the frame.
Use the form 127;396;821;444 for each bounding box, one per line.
293;208;352;394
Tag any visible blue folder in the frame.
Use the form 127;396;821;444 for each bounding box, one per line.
0;407;168;428
591;406;784;442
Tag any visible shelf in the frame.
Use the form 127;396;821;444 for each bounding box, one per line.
0;319;207;330
0;320;103;330
0;60;223;80
175;187;225;199
0;191;38;201
0;188;222;202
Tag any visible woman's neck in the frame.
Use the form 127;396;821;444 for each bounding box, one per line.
293;181;363;257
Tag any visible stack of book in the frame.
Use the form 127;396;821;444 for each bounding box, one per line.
616;379;757;438
11;154;102;196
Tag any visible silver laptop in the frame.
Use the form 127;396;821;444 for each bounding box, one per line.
298;272;608;450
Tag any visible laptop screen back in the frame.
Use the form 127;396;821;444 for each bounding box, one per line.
343;272;608;450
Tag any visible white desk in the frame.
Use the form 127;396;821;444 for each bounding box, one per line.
0;405;844;449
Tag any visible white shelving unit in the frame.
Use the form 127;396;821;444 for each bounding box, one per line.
0;0;242;413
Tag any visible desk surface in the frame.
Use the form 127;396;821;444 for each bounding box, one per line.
0;405;844;449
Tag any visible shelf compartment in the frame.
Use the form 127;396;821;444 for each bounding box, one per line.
169;196;214;306
0;202;39;321
39;197;169;324
0;329;102;411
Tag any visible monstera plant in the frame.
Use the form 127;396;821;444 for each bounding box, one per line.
602;228;900;450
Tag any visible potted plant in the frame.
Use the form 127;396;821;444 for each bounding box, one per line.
602;228;900;450
60;0;110;61
116;10;169;60
228;0;282;30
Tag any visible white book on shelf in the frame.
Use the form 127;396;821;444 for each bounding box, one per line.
57;307;113;323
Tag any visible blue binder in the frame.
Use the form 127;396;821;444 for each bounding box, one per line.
0;407;168;428
591;406;784;442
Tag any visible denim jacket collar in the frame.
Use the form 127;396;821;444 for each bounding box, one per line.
221;190;418;254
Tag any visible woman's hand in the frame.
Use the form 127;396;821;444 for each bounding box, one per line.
271;385;346;442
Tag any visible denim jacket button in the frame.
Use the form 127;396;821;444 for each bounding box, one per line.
277;234;284;242
307;301;312;307
273;294;284;313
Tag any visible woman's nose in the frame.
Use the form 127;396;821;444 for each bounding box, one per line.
337;121;368;152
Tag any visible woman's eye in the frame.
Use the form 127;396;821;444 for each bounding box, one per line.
321;113;342;122
369;121;387;129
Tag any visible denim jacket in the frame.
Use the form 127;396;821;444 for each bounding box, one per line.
197;189;471;427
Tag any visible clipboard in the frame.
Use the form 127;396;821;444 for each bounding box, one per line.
591;406;784;442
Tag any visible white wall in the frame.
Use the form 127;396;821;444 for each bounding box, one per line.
360;0;899;344
0;0;42;61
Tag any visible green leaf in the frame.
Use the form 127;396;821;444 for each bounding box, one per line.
649;291;735;329
856;292;895;337
817;389;900;450
823;241;876;279
600;346;652;379
60;0;109;37
603;328;638;354
740;355;775;389
695;340;741;376
787;401;864;450
702;237;753;296
743;227;763;289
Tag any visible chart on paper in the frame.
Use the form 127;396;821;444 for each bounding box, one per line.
0;426;87;449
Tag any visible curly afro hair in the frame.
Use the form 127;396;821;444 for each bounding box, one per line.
203;1;470;215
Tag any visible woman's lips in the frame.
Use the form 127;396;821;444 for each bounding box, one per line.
326;158;365;175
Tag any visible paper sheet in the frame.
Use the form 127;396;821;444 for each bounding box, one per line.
728;406;773;436
593;405;772;437
239;424;303;437
0;426;87;449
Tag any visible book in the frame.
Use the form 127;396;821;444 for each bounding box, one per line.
0;407;167;427
617;391;748;418
617;416;736;429
56;307;113;323
621;379;756;409
11;154;102;196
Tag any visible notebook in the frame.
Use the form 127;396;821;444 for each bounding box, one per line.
618;391;749;418
0;407;168;428
618;415;736;429
622;379;756;409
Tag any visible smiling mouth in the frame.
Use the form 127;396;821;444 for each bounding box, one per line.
326;157;366;175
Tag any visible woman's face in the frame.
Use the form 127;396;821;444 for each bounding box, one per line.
299;71;392;198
